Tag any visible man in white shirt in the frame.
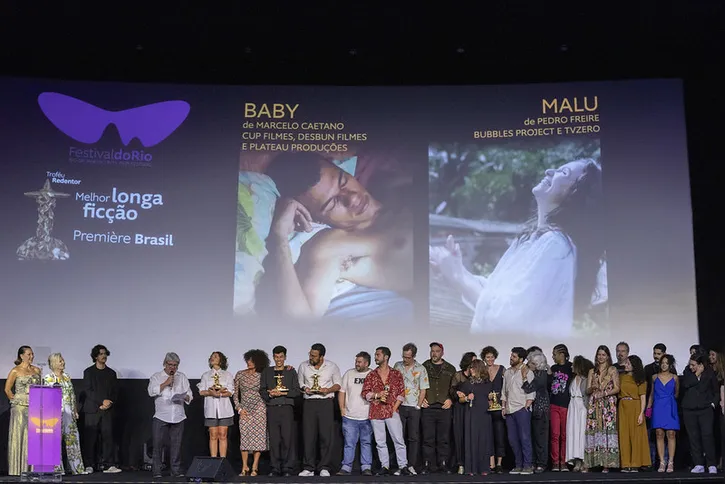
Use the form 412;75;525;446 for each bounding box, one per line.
337;351;373;476
147;352;193;479
501;347;535;475
297;343;342;477
393;342;429;473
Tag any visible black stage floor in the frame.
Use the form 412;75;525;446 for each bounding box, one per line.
2;470;720;484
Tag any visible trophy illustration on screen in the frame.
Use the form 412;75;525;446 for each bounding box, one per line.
17;179;70;261
488;391;502;412
274;374;289;394
310;373;322;393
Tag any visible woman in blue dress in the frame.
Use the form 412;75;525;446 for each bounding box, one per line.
647;354;679;473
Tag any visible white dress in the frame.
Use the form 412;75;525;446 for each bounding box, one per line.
566;375;587;462
467;231;576;338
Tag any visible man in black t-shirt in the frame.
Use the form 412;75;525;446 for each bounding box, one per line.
549;344;573;471
81;344;120;474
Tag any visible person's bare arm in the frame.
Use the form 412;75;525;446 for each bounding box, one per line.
295;230;360;316
4;369;17;401
338;390;346;417
607;367;621;396
257;199;316;317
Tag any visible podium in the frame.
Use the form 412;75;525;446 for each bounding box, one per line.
23;385;62;482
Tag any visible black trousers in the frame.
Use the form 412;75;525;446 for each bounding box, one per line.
399;406;421;468
421;406;451;469
531;413;550;468
684;408;716;468
151;418;184;476
268;405;295;473
491;410;506;458
452;405;465;467
302;399;334;472
83;410;114;469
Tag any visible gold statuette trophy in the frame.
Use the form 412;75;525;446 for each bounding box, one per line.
212;372;222;391
488;391;502;412
274;374;289;394
380;384;390;403
309;373;322;393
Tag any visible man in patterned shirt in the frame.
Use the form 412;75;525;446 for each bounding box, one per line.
362;347;413;476
394;342;429;473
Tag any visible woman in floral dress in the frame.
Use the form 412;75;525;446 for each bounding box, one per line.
44;353;85;475
233;349;269;476
584;345;620;472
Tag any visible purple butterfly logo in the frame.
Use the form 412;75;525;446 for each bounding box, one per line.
37;92;190;148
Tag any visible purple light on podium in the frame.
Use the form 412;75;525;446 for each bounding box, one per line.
27;386;62;473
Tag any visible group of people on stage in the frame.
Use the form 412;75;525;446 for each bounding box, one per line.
4;341;725;478
4;344;121;476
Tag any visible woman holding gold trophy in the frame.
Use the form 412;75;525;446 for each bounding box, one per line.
482;346;506;474
198;352;234;458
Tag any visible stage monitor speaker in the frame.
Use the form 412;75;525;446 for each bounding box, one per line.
186;456;235;481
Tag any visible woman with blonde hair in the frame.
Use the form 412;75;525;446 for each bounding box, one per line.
44;353;86;475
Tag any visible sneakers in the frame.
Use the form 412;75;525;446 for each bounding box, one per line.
298;469;314;476
319;469;330;477
691;465;705;473
83;467;94;474
708;466;718;474
509;468;522;474
520;467;534;475
103;466;122;474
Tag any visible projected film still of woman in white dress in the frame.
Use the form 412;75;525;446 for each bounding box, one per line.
430;159;606;337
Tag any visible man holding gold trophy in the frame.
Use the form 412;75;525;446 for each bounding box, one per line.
362;346;413;476
260;346;300;477
297;343;341;477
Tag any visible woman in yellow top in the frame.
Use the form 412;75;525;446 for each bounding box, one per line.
618;355;651;472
